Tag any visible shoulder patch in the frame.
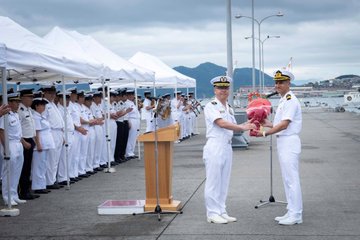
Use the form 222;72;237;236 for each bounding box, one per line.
286;94;292;100
211;101;217;105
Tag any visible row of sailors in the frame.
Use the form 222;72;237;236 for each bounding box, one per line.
0;86;201;206
141;91;201;141
0;86;140;205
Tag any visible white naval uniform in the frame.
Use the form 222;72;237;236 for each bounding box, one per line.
32;111;55;190
85;105;96;172
171;98;181;124
78;104;90;175
142;98;154;132
203;97;236;218
69;101;82;178
108;102;118;162
1;112;24;203
274;91;303;218
125;99;140;157
91;102;104;168
44;99;64;185
57;103;75;182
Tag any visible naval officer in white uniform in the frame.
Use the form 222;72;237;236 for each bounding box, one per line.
0;93;26;205
203;76;255;224
257;70;303;225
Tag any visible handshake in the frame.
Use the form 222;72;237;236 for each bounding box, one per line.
246;99;272;137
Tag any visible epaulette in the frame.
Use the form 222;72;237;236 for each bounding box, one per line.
211;101;217;105
286;94;292;101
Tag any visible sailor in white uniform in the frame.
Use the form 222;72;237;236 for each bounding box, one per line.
257;70;303;225
42;85;64;189
57;92;75;185
0;93;26;205
142;91;155;132
203;76;255;224
90;91;105;169
125;89;140;159
17;88;38;200
31;98;55;194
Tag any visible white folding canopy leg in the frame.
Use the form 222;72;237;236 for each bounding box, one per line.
194;86;199;134
0;67;20;217
134;80;141;161
104;79;115;173
61;77;70;189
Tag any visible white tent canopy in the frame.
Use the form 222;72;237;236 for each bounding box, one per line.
0;16;101;82
45;27;155;83
129;51;196;88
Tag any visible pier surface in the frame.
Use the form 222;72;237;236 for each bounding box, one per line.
1;109;359;240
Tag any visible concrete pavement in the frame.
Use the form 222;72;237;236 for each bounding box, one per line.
1;109;360;240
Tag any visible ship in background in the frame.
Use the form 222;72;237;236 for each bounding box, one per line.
344;85;360;104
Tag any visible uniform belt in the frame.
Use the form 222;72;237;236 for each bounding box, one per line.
9;139;21;142
276;134;296;138
52;128;63;131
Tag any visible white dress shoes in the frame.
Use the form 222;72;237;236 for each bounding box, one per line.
14;198;27;204
221;213;237;222
278;216;303;225
275;212;289;222
207;215;228;224
4;200;18;206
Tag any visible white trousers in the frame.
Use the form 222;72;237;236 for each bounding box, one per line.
57;132;74;182
93;125;103;168
125;118;140;157
46;130;63;185
109;119;117;163
203;138;232;218
86;127;96;172
277;135;303;217
99;124;108;165
32;149;48;190
70;131;81;177
146;118;155;132
78;129;90;174
2;141;23;202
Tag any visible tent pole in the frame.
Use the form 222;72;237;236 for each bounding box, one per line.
134;80;141;161
61;77;70;189
104;79;115;173
0;67;20;217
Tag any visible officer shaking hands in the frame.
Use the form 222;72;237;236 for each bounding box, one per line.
255;70;303;226
203;76;255;224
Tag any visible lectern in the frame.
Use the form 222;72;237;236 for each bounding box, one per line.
137;123;182;211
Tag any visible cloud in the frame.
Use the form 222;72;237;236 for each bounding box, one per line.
1;0;360;81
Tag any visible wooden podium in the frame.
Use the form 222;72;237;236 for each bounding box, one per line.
137;123;182;211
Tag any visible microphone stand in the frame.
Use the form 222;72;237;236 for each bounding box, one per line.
255;93;286;209
134;98;182;221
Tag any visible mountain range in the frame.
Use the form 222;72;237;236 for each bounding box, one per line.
174;62;274;98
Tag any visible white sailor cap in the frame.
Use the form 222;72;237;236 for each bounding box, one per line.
210;76;232;87
8;93;21;101
273;70;295;81
126;89;135;94
57;91;71;98
40;84;56;92
67;87;77;94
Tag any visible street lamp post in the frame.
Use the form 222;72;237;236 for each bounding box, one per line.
245;35;280;93
235;11;283;92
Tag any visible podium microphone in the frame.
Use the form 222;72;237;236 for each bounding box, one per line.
266;91;278;99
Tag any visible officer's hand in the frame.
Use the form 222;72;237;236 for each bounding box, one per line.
23;141;32;150
261;118;273;128
0;104;10;117
126;107;133;113
242;122;256;131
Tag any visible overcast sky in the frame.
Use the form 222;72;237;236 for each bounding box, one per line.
1;0;359;81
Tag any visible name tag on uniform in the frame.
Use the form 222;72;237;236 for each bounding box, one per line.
219;110;225;113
